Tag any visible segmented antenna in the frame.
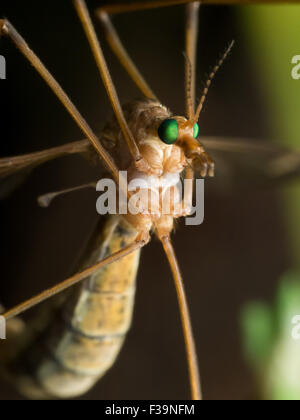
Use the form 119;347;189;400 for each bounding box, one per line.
184;52;194;120
193;40;235;124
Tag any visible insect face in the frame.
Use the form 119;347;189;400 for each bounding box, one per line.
157;116;213;177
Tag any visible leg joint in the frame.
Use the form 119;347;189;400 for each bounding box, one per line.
0;19;9;35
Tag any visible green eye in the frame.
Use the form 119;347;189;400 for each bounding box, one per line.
193;123;199;139
158;119;179;145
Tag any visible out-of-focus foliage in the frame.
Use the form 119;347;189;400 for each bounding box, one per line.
241;272;300;400
240;5;300;400
240;5;300;264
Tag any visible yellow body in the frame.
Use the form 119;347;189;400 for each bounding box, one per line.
4;216;140;399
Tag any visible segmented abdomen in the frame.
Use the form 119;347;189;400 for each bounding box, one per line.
7;217;140;399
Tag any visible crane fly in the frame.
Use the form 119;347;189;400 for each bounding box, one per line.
0;0;300;400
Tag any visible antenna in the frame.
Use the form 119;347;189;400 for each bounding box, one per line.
193;41;235;124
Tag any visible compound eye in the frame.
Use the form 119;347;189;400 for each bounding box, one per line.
158;119;179;145
193;123;199;139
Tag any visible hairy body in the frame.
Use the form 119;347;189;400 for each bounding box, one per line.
102;99;200;241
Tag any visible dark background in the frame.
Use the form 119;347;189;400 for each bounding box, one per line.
0;0;292;400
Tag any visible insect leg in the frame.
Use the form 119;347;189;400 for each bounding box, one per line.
160;235;202;400
185;2;201;119
73;0;151;175
0;140;91;178
95;10;158;101
95;0;200;111
95;0;201;15
2;238;146;321
0;20;120;183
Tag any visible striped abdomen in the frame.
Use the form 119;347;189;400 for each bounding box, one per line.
6;216;140;399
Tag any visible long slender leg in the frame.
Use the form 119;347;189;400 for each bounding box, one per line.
2;239;145;321
0;20;120;183
185;2;201;119
94;1;200;117
96;0;199;15
73;0;151;174
96;11;158;101
0;139;90;178
161;236;202;400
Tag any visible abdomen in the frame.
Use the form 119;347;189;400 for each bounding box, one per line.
5;217;140;399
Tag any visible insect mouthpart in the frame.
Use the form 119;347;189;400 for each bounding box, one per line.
191;152;215;178
181;138;215;178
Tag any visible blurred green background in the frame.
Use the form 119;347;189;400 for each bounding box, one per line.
241;5;300;264
241;5;300;400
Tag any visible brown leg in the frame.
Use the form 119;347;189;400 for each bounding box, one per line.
96;11;158;101
185;2;201;119
3;239;146;321
0;139;90;178
73;0;151;175
161;236;202;400
96;0;200;15
95;0;200;114
0;20;120;183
